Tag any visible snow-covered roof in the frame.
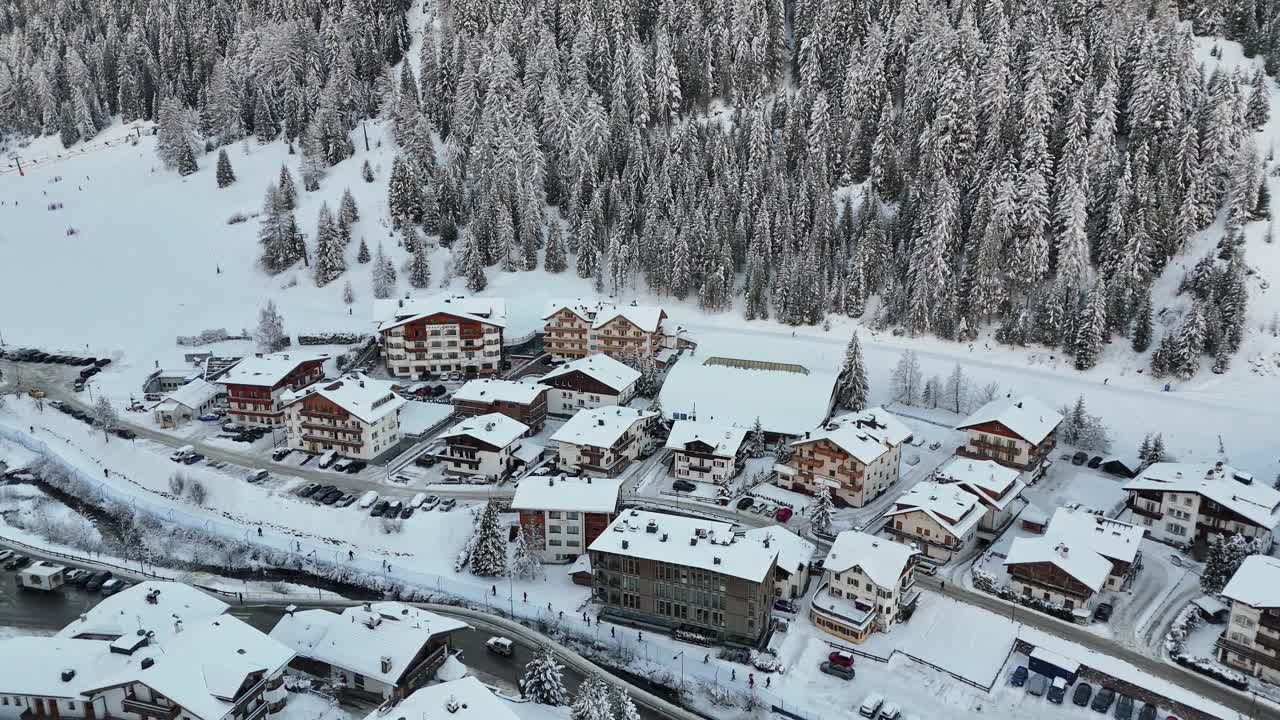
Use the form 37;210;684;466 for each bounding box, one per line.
956;396;1063;445
1125;462;1280;529
1022;503;1049;526
217;352;327;388
163;378;220;410
281;373;406;424
1222;555;1280;608
665;420;748;458
58;581;229;641
821;530;918;588
791;407;912;464
0;637;115;698
453;378;547;405
82;615;294;720
440;412;529;450
1004;535;1112;593
568;554;592;575
588;509;778;583
658;350;840;437
934;457;1025;511
375;295;506;331
540;354;640;393
1045;507;1143;566
542;298;666;332
744;526;816;578
269;602;468;686
884;481;983;539
22;561;64;578
551;406;655;449
361;677;517;720
398;402;454;436
511;475;624;514
1191;595;1229;616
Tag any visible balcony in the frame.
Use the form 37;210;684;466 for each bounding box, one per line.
1257;631;1280;654
1218;635;1280;671
301;434;362;448
300;421;361;434
1261;612;1280;632
122;696;180;718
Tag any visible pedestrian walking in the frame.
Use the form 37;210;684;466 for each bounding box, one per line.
558;611;563;620
749;673;755;688
492;584;496;596
611;627;615;638
523;591;527;602
103;468;108;479
941;581;945;591
257;527;262;537
348;550;354;560
766;677;770;688
731;669;736;681
638;631;643;641
704;654;709;663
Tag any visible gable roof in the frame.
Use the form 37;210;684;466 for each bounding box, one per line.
744;526;816;578
58;582;229;641
162;378;220;411
665;420;748;457
440;412;528;450
934;457;1026;511
542;298;666;333
1222;555;1280;609
822;530;918;588
957;396;1063;445
362;677;518;720
884;481;983;539
1003;535;1112;593
551;406;655;448
218;352;328;388
511;475;625;514
1124;462;1280;529
375;295;507;332
541;354;640;392
1045;507;1143;566
792;407;912;464
452;378;547;405
281;373;405;424
588;509;777;583
269;603;468;686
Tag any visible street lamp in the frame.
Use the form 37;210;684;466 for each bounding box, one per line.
672;650;685;691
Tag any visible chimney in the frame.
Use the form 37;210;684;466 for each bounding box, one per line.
689;537;697;546
661;533;668;542
713;557;722;565
621;540;630;549
380;656;393;674
285;604;297;616
174;619;183;634
60;670;76;682
363;602;372;611
140;657;155;670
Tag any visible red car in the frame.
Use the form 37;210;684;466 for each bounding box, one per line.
775;507;793;522
828;651;854;667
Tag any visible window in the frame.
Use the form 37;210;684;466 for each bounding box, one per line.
1166;522;1188;536
566;511;580;520
1235;615;1257;628
567;525;580;535
549;525;562;534
550;538;563;546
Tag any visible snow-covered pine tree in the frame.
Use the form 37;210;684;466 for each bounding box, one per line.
312;203;346;287
569;676;613;720
1202;535;1260;593
156;96;199;172
1132;293;1154;352
216;149;235;187
258;184;306;274
342;280;355;305
890;350;922;406
810;485;834;534
340;189;359;228
254;300;288;353
609;686;641;720
388;156;423;227
746;417;766;459
361;160;375;183
469;500;507;576
464;235;488;292
357;238;371;264
92;395;118;441
371;243;397;299
277;165;298;211
408;240;432;289
1247;68;1271;130
943;363;969;414
510;526;541;579
545;221;567;273
520;646;568;706
835;333;869;411
173;136;198;176
1073;277;1108;370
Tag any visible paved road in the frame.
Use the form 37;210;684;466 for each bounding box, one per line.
917;576;1280;720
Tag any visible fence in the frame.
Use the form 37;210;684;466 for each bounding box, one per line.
0;532;174;581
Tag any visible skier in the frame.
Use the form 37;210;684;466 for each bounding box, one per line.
704;654;710;663
348;550;354;560
749;673;755;689
257;527;262;537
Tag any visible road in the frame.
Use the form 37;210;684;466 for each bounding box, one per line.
916;576;1280;720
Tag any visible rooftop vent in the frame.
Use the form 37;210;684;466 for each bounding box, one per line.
689;538;697;546
646;520;658;534
713;557;722;565
145;589;161;605
140;657;155;670
661;533;668;542
380;656;393;674
621;540;630;550
696;528;708;539
61;669;76;682
485;422;495;432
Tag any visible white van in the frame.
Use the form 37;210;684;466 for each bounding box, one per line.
879;702;901;720
858;693;884;718
357;490;379;509
170;445;194;461
246;469;270;483
411;492;426;508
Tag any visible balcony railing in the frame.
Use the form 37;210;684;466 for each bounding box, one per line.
122;696;180;718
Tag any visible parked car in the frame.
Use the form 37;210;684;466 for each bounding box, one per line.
750;503;768;514
337;494;356;508
1027;674;1049;697
1137;703;1157;720
1088;455;1104;469
1114;694;1135;719
0;550;12;563
318;451;339;469
70;570;94;588
297;483;320;498
322;489;342;505
828;650;855;667
3;556;26;571
333;458;352;472
400;506;415;519
1073;682;1093;707
225;423;247;433
73;380;85;392
1092;687;1116;713
114;429;136;440
94;359;111;368
271;447;291;461
99;578;124;595
170;445;194;461
1047;677;1068;704
774;599;799;614
85;571;112;591
486;636;515;656
879;702;901;720
1094;602;1114;622
415;454;439;467
181;453;205;465
421;495;440;511
736;497;754;511
198;414;220;422
357;491;379;509
345;461;366;474
819;661;854;681
672;480;697;493
370;500;389;517
1072;451;1088;465
775;507;794;522
857;693;884;718
431;384;448;397
439;498;457;511
1008;666;1028;687
386;501;403;517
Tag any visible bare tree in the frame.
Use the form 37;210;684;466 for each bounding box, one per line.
188;479;208;505
92;396;118;441
168;472;187;496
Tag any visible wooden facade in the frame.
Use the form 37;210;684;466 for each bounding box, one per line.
381;312;503;380
453;388;547;433
957;419;1056;471
225;359;325;427
1006;560;1095;603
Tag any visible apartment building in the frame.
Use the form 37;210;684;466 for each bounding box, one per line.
778;408;912;507
809;530;921;644
664;421;748;485
743;526;816;599
542;299;667;362
511;475;625;563
955;396;1063;472
218;352;327;427
933;457;1026;536
376;296;505;380
269;602;466;700
588;509;778;646
1124;462;1280;552
1004;509;1144;613
538;354;640;418
883;480;983;563
281;373;406;460
1218;555;1280;685
0;582;293;720
551;406;656;477
435;413;530;481
451;379;548;433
